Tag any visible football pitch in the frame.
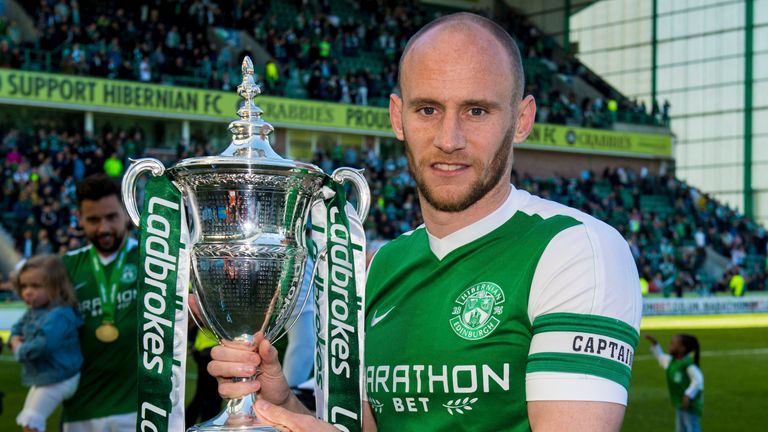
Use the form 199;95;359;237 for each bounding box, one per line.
1;325;766;431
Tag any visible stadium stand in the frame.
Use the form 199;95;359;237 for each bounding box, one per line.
0;124;764;300
311;150;767;294
0;1;753;303
0;0;665;128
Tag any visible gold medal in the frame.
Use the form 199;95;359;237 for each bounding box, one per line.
96;322;119;343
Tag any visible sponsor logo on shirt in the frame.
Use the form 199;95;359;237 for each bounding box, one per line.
449;282;505;340
79;288;138;317
366;363;510;415
370;306;395;327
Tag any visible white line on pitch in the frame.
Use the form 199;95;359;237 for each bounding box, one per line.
635;347;768;361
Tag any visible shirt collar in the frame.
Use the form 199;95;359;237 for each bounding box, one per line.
426;185;521;260
94;237;137;265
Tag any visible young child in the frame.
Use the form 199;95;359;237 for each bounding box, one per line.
645;333;704;432
10;255;83;432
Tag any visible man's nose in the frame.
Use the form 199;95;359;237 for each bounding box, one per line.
97;219;112;232
434;112;466;153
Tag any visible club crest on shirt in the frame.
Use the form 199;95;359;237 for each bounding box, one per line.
673;371;683;383
449;282;505;340
121;263;138;284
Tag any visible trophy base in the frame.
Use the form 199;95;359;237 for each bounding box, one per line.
187;424;282;432
187;394;285;432
188;425;282;432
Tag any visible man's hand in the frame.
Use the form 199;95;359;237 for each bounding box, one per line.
191;292;307;412
10;335;23;353
208;337;299;409
681;395;690;410
644;334;658;346
253;400;340;432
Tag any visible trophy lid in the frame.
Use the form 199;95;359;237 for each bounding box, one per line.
170;57;324;176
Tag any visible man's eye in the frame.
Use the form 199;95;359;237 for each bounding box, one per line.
420;107;435;115
470;108;486;116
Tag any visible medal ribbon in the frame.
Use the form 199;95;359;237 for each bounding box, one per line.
89;242;127;325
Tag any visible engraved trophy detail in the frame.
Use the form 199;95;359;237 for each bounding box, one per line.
123;57;370;431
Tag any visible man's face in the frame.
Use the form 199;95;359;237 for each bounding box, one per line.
79;195;128;254
390;24;535;213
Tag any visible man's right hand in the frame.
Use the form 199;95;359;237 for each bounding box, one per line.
208;336;310;415
644;334;658;346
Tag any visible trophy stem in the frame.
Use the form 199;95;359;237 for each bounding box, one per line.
188;377;281;432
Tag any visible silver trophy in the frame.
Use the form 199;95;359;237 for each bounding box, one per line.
122;57;370;431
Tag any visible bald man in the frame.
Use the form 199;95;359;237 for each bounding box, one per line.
209;12;641;432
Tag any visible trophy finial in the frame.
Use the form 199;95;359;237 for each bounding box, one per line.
238;56;261;101
242;56;254;76
223;56;279;159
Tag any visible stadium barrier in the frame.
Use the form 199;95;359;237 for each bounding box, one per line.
0;69;672;157
643;296;768;316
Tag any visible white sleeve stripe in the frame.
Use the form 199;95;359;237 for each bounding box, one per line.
526;372;628;405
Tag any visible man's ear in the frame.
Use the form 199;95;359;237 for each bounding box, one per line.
513;95;536;144
389;93;405;141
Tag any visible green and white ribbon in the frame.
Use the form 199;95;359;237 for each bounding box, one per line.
311;181;366;432
136;175;190;432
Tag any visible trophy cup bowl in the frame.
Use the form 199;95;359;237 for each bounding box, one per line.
122;57;370;431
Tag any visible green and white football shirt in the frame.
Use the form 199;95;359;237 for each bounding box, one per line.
62;238;140;422
365;186;641;431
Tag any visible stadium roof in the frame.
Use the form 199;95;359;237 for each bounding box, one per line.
504;0;598;39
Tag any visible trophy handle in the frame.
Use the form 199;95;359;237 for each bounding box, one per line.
275;247;328;344
187;291;218;342
185;190;203;245
122;158;166;227
331;167;371;221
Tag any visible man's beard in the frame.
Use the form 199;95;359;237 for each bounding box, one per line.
89;231;125;254
405;127;514;213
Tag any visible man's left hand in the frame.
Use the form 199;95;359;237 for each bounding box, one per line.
254;400;339;432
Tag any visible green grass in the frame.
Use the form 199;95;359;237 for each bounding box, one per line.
1;354;62;430
1;328;766;430
0;354;201;430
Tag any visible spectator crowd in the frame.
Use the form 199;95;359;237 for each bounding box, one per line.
0;0;668;128
0;2;745;300
0;120;763;299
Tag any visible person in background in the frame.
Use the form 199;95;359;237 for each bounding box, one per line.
729;266;745;297
61;174;139;431
645;334;703;432
10;255;83;432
